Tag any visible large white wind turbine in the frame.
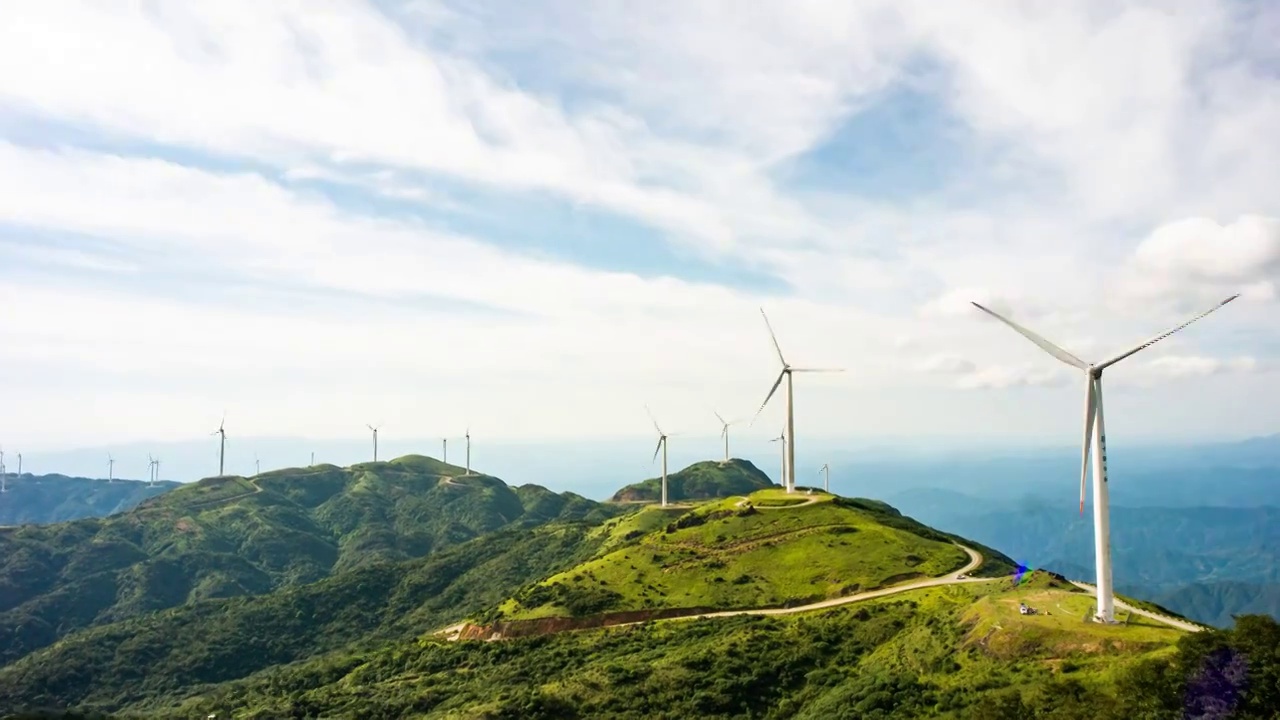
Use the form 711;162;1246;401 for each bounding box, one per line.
973;293;1239;623
367;423;381;462
754;308;843;493
152;457;160;487
442;437;448;465
212;416;227;476
107;454;115;483
769;427;787;489
647;406;672;508
820;463;830;493
714;411;741;464
465;427;472;475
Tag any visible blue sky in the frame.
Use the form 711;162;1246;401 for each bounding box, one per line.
0;0;1279;476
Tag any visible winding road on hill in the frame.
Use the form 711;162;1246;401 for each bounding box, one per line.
1068;581;1205;633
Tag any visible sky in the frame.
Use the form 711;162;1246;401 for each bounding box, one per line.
2;0;1280;477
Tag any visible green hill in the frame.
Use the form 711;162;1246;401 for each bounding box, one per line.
2;479;1269;719
0;474;179;525
167;572;1260;720
610;458;776;502
0;521;614;714
491;490;993;623
0;455;620;669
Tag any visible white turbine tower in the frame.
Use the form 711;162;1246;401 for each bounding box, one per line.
973;293;1239;623
754;308;843;493
647;407;672;508
0;446;6;493
367;423;381;462
714;411;740;464
108;454;115;483
769;427;787;489
212;416;227;477
442;437;448;465
152;457;161;487
255;454;260;477
820;463;830;493
465;427;472;475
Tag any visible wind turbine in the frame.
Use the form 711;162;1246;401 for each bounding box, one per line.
754;308;843;493
367;424;381;462
255;454;260;476
647;406;672;508
769;427;787;489
0;447;6;493
310;451;315;466
714;411;740;464
465;427;472;475
152;457;160;487
147;454;156;486
211;415;227;477
972;293;1239;623
108;454;115;483
442;437;448;465
16;453;21;478
820;463;830;493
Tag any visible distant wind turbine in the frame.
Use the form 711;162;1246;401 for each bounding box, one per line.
211;415;227;476
769;427;787;489
255;454;260;476
152;457;160;487
442;437;448;464
714;411;740;464
108;454;115;483
753;308;843;493
16;453;21;478
465;427;472;475
0;447;6;493
646;406;672;508
310;451;315;466
972;293;1239;623
367;423;381;462
820;463;829;493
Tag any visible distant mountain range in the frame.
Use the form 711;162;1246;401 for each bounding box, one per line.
885;486;1280;627
0;474;179;525
0;455;619;669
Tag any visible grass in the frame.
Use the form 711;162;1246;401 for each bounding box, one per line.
497;488;970;620
173;565;1198;720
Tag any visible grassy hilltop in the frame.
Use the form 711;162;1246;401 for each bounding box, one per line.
610;458;776;502
494;489;979;622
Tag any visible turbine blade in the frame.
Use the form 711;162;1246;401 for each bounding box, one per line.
1095;293;1241;370
759;308;787;366
1080;375;1097;516
720;426;728;439
652;437;663;464
971;302;1089;370
752;369;787;424
714;411;726;426
791;368;845;373
645;405;664;435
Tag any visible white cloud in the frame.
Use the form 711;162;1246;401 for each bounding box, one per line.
1114;215;1280;311
1;1;1279;453
954;364;1066;391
